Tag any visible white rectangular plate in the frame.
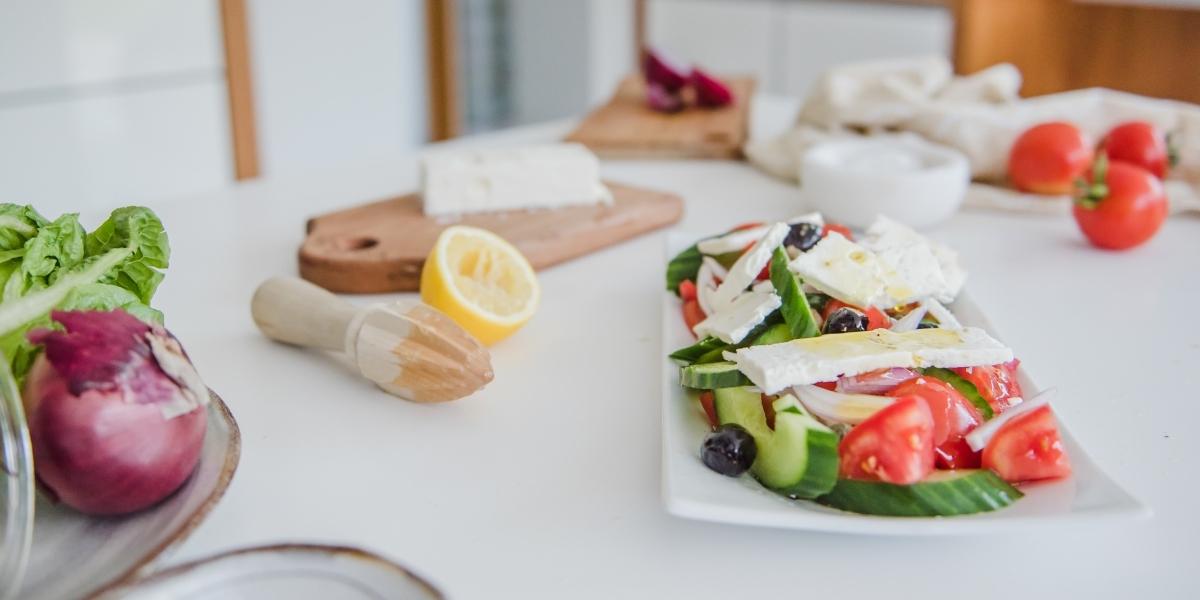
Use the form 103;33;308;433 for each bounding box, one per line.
661;233;1149;535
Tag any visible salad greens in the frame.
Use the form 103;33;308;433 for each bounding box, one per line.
0;204;169;382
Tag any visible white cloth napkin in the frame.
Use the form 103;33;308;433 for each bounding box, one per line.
745;56;1200;213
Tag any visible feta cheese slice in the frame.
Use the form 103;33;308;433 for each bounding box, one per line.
697;226;769;256
726;327;1011;394
692;291;782;344
788;232;887;308
421;143;611;216
695;213;823;256
709;222;790;311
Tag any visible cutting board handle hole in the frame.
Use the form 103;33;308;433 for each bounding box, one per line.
337;236;380;251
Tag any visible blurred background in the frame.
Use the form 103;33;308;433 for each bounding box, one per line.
2;0;1198;211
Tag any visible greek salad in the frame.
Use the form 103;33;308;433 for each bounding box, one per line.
667;214;1071;517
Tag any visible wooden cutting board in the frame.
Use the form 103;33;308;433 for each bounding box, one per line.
565;74;755;160
299;182;683;293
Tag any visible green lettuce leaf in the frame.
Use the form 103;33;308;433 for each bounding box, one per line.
0;206;171;382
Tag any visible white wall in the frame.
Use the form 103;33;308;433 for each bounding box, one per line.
505;0;635;126
0;0;231;214
246;0;428;175
646;0;952;97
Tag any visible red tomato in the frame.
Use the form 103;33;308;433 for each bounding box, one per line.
935;438;981;470
1073;159;1167;250
821;300;890;330
678;279;697;302
814;381;838;391
699;391;718;430
682;299;705;334
983;405;1071;482
822;223;854;241
1102;121;1171;179
1008;122;1093;195
953;364;1023;415
838;396;934;484
887;377;982;469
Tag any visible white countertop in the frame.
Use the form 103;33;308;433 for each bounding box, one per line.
148;96;1197;598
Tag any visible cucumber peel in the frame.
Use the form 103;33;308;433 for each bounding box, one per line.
680;362;750;389
770;247;819;339
713;388;839;499
923;367;994;420
819;470;1023;517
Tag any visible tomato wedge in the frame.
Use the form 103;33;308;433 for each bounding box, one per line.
823;223;854;241
731;221;764;232
838;396;934;484
678;279;697;302
982;405;1071;482
887;377;983;469
952;364;1023;415
822;299;890;330
699;391;718;429
682;299;705;334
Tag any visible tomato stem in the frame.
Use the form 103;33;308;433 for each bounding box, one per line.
1075;155;1109;209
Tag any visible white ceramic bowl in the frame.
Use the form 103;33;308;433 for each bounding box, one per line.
799;135;969;229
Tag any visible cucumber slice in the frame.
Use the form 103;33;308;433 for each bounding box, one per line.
666;244;703;295
819;470;1023;517
749;321;791;345
670;336;725;363
713;388;839;499
770;247;819;339
680;362;750;389
923;368;994;419
688;313;784;364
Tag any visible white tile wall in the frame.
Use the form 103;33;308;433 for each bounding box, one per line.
0;0;223;95
647;0;780;91
780;1;951;95
646;0;952;97
0;81;232;215
246;0;428;175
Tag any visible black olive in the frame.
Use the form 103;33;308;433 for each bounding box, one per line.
783;222;822;253
701;424;758;477
823;307;868;334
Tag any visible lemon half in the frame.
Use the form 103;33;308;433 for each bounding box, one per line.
420;225;539;345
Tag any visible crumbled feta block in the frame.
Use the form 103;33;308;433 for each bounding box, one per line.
421;143;611;216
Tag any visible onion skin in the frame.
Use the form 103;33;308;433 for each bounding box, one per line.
23;356;206;515
21;310;210;516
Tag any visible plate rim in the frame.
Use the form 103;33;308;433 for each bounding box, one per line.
87;389;242;598
660;232;1150;535
92;542;444;599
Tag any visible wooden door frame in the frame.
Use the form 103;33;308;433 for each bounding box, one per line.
219;0;260;180
425;0;462;141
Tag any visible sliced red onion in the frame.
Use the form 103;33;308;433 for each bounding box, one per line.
964;389;1053;452
642;48;688;92
792;384;894;425
690;67;734;107
924;298;961;330
645;81;684;113
835;367;920;394
890;304;929;332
